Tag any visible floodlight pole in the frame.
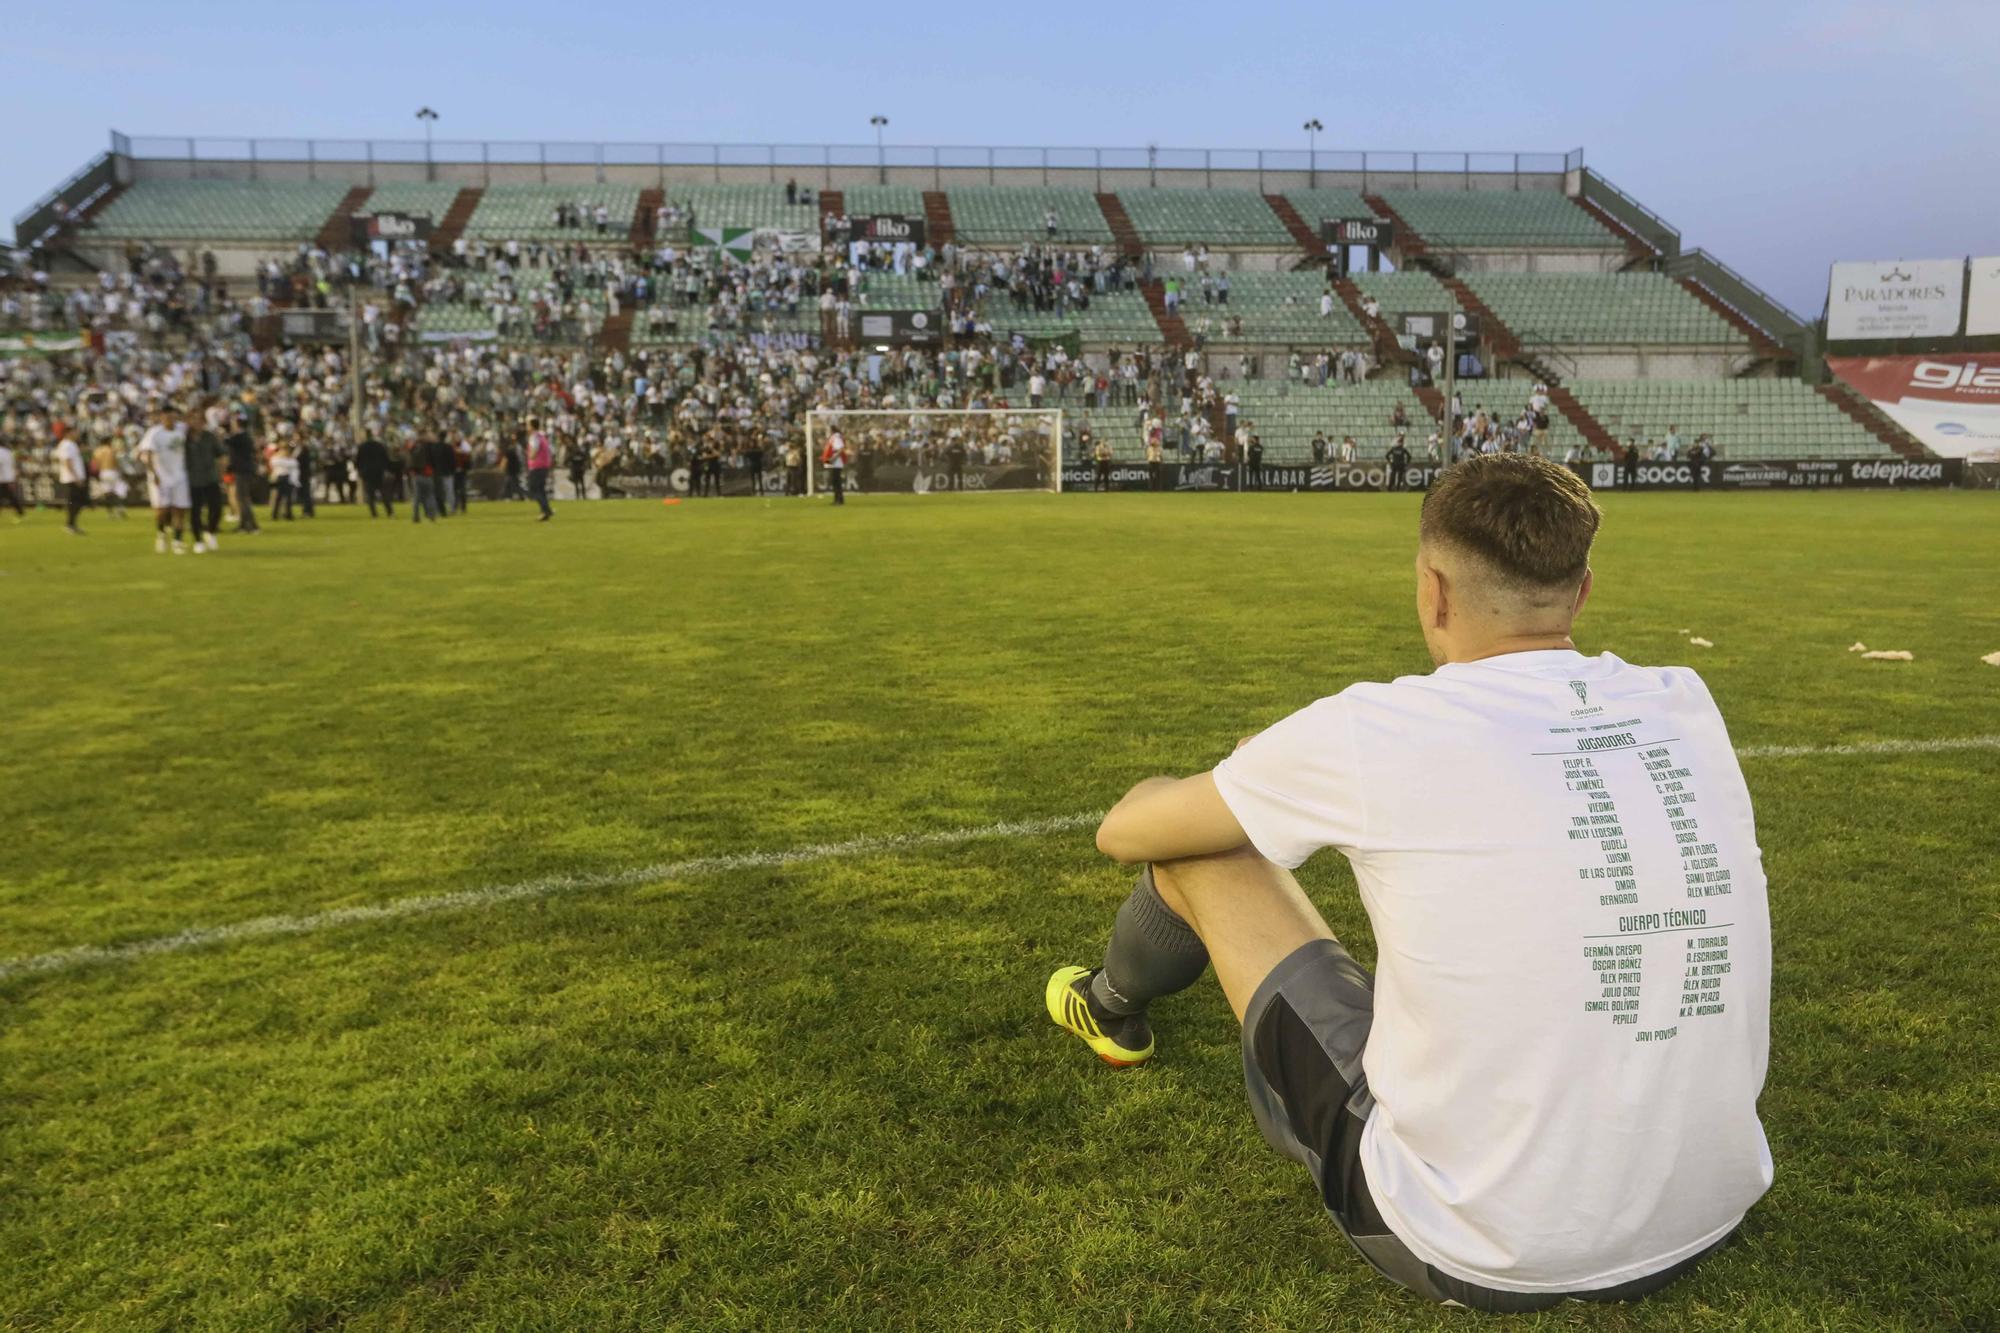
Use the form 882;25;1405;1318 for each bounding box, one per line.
1303;118;1323;191
871;115;889;187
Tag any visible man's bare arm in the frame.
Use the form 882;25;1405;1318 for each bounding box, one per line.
1095;771;1249;866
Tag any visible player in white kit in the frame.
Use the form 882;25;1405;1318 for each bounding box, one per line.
135;405;192;555
1048;453;1770;1311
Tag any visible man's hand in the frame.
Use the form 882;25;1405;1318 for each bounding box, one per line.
1095;771;1249;867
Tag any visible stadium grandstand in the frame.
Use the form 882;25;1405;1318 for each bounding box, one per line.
2;131;1930;496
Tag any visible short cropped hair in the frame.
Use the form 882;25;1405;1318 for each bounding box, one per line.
1420;454;1600;589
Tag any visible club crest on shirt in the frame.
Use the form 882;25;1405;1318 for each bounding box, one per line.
1569;681;1589;704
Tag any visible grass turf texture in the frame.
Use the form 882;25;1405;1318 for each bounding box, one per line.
1;491;1996;1332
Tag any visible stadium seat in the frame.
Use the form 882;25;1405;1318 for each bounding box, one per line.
1463;273;1744;345
1117;189;1292;247
463;184;643;241
1281;189;1375;237
87;181;352;242
1377;190;1620;250
945;188;1113;246
668;184;817;235
1176;272;1365;344
358;182;464;223
838;185;927;218
1566;380;1895;459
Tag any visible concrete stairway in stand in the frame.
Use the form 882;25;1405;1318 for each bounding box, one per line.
1815;384;1929;460
1677;277;1785;358
599;308;634;354
1141;279;1192;346
632;187;664;245
1571;195;1659;270
431;188;483;254
1362;193;1427;260
1095;193;1144;259
922;191;956;246
1263;194;1324;260
1546;386;1620;454
314;185;373;252
1331;276;1416;372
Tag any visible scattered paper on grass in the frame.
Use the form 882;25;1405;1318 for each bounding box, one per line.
1678;628;1691;635
1981;651;2000;667
1848;642;1868;652
1860;650;1913;661
1688;637;1714;648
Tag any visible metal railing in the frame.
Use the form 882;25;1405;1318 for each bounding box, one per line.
1575;168;1681;259
12;152;119;249
107;131;1580;191
1666;248;1806;346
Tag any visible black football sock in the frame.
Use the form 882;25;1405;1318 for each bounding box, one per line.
1090;865;1209;1017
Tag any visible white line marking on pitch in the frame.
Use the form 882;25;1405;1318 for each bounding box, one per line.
3;735;1995;984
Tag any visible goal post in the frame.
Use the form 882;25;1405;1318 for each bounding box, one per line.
804;408;1063;497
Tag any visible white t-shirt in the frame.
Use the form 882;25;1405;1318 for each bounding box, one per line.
137;425;187;483
54;438;86;484
0;443;16;484
1212;648;1771;1292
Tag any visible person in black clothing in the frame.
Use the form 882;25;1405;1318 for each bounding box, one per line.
946;435;967;491
224;418;261;531
426;433;457;518
1689;436;1714;491
325;446;354;505
567;441;589;500
295;437;316;517
501;439;526;501
744;439;766;495
1386;438;1412;492
355;433;394;517
1245;428;1264;491
1620;440;1641;490
708;441;727;496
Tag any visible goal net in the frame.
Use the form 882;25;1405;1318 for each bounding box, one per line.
803;408;1062;496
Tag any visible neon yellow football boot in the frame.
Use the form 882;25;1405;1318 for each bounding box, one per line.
1045;965;1155;1067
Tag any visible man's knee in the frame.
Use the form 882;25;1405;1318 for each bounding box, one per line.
1150;843;1280;923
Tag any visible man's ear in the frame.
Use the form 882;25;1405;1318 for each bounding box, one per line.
1572;568;1593;621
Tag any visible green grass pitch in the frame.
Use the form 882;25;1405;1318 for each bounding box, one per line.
2;491;1995;1330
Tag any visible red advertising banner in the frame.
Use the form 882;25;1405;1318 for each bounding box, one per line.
1827;355;2000;460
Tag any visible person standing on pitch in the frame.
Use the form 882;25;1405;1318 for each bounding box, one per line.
135;406;190;552
406;429;440;524
295;432;317;519
821;426;849;505
500;435;526;501
0;435;25;523
426;429;457;518
183;408;226;553
355;430;392;518
1093;435;1113;491
53;424;89;535
525;419;555;521
224;412;262;532
1386;435;1411;492
1046;455;1771;1312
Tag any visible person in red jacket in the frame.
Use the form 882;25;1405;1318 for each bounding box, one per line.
525;418;555;521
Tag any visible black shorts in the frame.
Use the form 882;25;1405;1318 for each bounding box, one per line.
1242;939;1729;1312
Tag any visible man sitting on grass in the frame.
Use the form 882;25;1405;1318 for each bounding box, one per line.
1048;454;1771;1311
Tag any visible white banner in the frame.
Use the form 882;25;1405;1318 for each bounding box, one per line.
1965;256;2000;337
1828;355;2000;461
1826;259;1964;340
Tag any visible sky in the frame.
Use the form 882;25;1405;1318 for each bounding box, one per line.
5;0;1995;316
